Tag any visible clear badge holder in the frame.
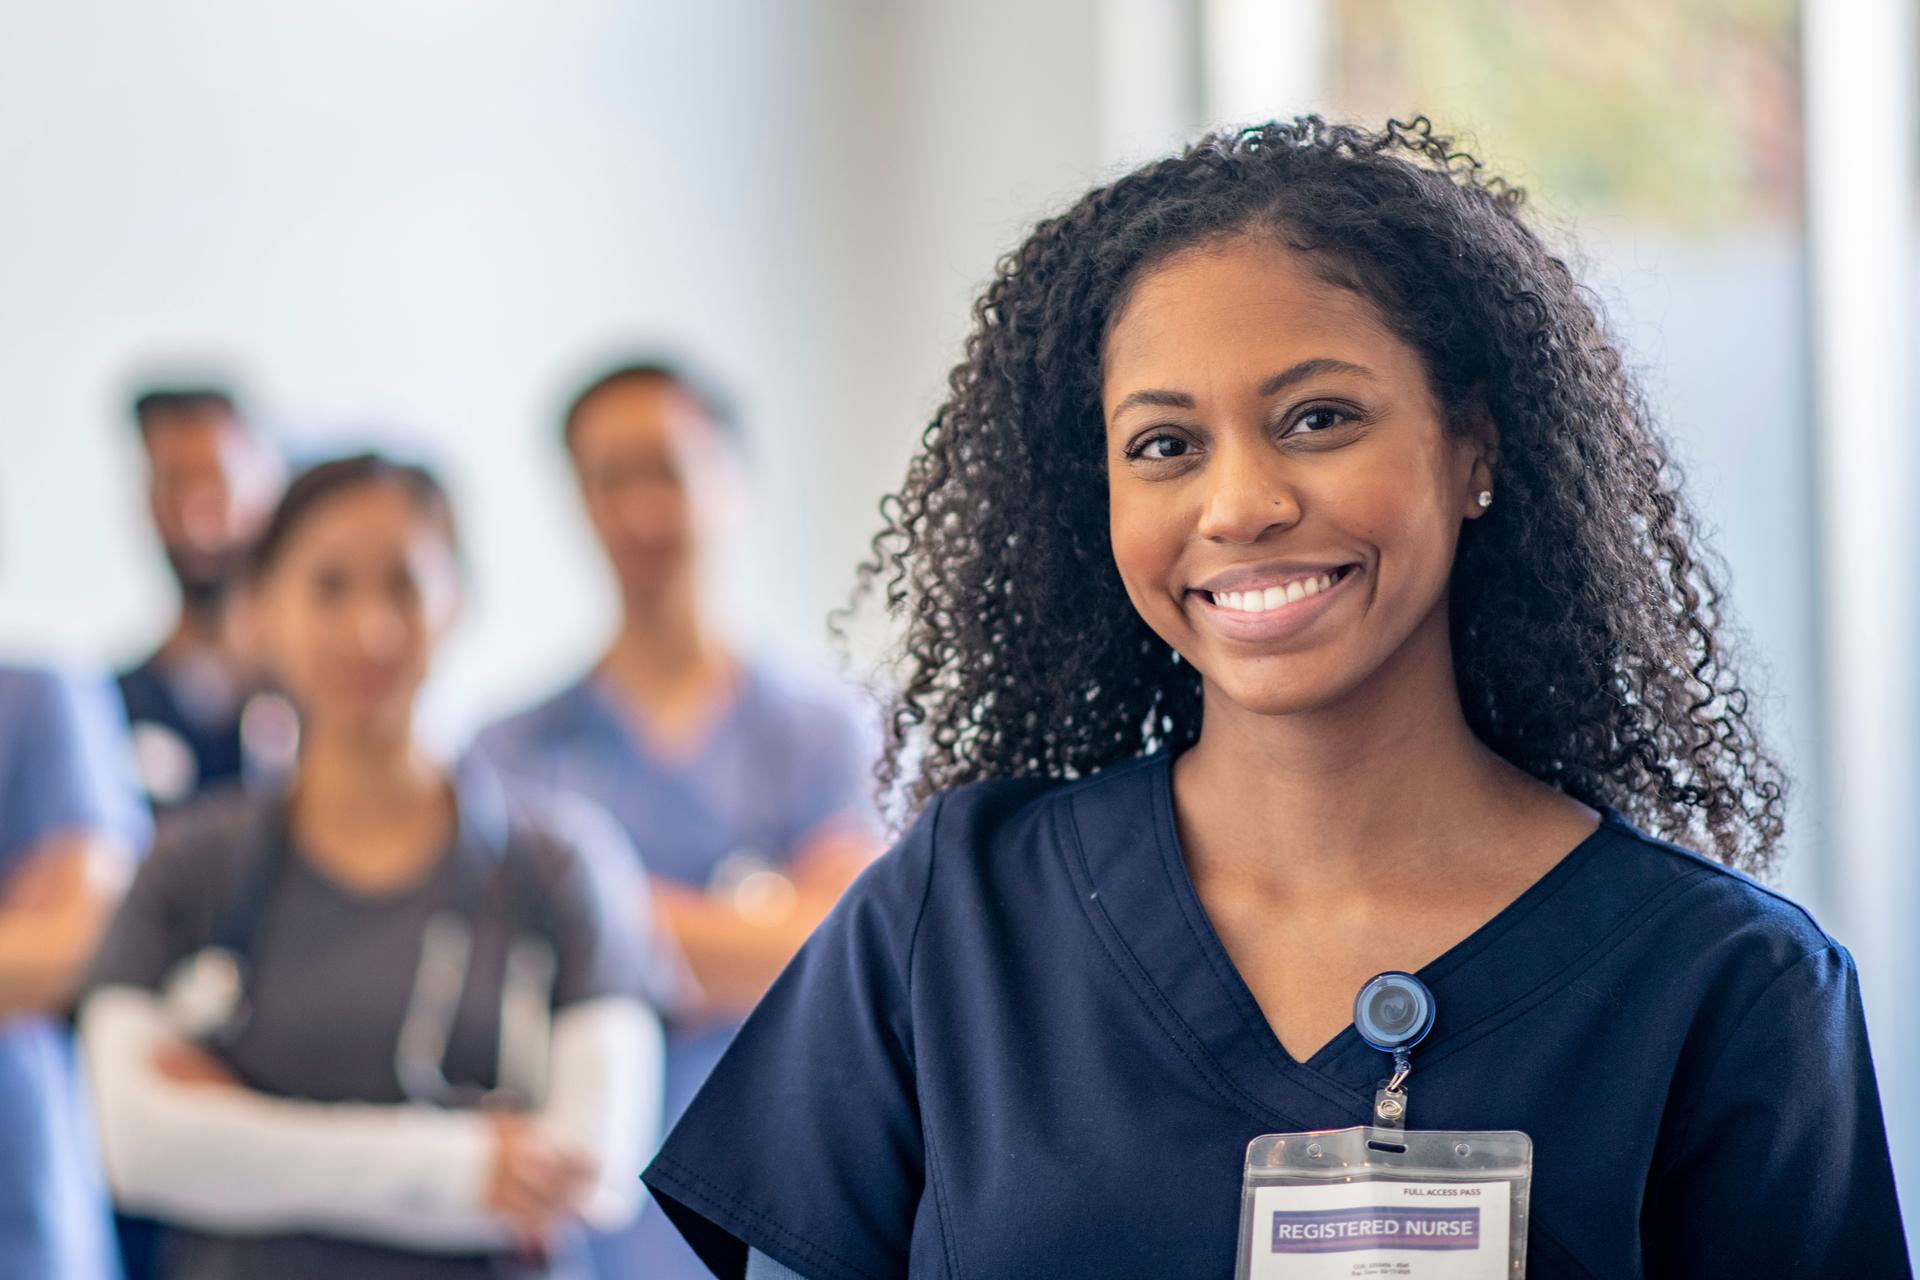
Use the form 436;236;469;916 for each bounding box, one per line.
1235;973;1533;1279
1234;1124;1532;1279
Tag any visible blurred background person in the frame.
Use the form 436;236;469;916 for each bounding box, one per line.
80;453;662;1280
118;384;287;816
475;359;881;1280
0;661;149;1279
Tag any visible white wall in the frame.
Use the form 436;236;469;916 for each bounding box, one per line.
0;1;797;735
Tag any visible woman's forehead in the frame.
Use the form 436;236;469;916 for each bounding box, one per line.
1102;238;1415;409
273;485;446;561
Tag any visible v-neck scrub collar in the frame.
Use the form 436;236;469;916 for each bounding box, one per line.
1063;753;1655;1125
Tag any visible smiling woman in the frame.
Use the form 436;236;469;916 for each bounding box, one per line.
639;118;1908;1279
866;117;1784;871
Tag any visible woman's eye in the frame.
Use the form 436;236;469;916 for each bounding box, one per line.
310;570;349;603
1288;406;1354;437
1130;433;1193;461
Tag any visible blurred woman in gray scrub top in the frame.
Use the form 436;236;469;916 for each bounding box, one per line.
81;453;663;1280
475;359;881;1280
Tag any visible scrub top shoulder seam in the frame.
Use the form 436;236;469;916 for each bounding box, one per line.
910;791;964;1280
1614;822;1831;934
1052;789;1315;1132
902;790;949;1070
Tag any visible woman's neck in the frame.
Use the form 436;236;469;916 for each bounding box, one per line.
289;727;453;894
1174;609;1553;895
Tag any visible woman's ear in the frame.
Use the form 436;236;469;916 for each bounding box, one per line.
422;546;465;646
1461;390;1500;518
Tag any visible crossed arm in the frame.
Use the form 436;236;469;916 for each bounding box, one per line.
0;832;134;1021
650;822;878;1018
81;988;661;1252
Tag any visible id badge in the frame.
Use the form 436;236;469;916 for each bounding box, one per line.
1234;1126;1533;1279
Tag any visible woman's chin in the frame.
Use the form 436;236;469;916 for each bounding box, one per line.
302;699;415;749
1199;661;1366;721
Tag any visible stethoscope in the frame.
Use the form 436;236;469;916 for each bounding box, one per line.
1352;970;1436;1129
160;792;559;1111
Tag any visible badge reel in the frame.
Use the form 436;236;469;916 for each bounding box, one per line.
1234;973;1534;1280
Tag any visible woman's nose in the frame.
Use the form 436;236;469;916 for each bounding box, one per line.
352;599;407;658
1195;439;1302;544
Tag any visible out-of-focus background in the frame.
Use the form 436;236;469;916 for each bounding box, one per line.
2;0;1915;1246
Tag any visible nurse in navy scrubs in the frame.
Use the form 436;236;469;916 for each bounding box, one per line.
643;117;1910;1278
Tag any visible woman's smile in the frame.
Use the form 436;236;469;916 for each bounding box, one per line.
1187;561;1362;644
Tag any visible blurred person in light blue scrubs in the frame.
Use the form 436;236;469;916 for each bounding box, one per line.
474;358;879;1280
0;665;150;1278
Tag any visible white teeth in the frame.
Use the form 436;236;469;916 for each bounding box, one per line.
1211;569;1342;613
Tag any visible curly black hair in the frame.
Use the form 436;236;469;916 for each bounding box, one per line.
852;116;1786;874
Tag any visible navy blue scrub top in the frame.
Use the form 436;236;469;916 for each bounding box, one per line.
119;655;246;804
643;752;1909;1279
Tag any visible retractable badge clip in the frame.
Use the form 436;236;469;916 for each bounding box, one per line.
1235;968;1534;1279
1352;970;1434;1131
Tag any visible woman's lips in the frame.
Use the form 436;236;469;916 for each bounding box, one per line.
1187;563;1359;644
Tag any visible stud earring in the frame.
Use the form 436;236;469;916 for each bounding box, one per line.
1476;490;1493;509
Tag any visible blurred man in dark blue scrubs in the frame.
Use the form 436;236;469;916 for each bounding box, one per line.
112;383;284;1280
117;385;288;815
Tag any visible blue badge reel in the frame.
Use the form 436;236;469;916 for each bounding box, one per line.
1234;972;1534;1279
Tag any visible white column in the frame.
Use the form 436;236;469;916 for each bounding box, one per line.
1802;0;1919;1237
1098;0;1204;168
1199;0;1328;128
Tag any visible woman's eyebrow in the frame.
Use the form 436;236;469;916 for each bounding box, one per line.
1256;358;1379;396
1111;359;1381;418
1109;388;1195;416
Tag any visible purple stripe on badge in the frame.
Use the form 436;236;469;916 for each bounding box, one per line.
1270;1205;1481;1253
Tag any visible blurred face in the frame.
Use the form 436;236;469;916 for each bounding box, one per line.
569;378;730;604
248;483;459;743
142;411;277;603
1102;234;1493;719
